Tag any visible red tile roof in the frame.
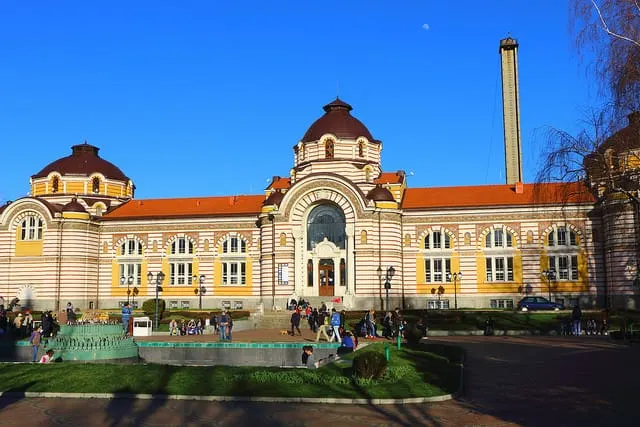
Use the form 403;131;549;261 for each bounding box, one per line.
374;172;404;185
402;182;594;210
101;195;265;220
268;176;291;190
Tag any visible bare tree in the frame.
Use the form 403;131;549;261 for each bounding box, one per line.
571;0;640;113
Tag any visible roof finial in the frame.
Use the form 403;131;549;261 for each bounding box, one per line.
336;79;339;99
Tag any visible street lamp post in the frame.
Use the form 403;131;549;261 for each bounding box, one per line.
120;276;126;303
446;272;462;310
542;269;556;301
193;275;206;310
147;271;165;329
377;266;395;312
127;275;134;304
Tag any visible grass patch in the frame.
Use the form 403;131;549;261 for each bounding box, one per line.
0;343;462;399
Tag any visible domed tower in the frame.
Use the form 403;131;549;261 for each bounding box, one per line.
292;98;382;192
30;142;134;216
585;112;640;308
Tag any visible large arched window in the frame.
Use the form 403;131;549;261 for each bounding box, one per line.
307;204;346;250
221;234;247;285
546;225;580;281
483;226;516;282
118;238;144;285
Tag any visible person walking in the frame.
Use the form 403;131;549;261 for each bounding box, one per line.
29;326;42;362
572;304;583;336
290;310;302;336
330;308;342;343
121;302;132;335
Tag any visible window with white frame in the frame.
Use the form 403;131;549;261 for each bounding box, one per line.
221;235;247;285
168;237;195;285
490;299;514;309
546;226;580;281
425;258;451;283
428;299;450;309
484;227;515;282
117;238;144;285
277;263;289;285
424;231;451;249
20;215;43;241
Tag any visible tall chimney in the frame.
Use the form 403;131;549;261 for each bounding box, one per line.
499;36;524;185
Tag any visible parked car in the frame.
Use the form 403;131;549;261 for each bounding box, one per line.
516;296;564;312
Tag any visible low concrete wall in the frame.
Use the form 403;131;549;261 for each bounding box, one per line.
137;343;340;367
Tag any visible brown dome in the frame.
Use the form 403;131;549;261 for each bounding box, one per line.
32;142;129;181
367;185;395;202
62;198;87;213
301;98;374;142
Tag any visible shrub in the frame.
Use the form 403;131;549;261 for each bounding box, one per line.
353;350;388;380
142;299;166;319
405;324;424;346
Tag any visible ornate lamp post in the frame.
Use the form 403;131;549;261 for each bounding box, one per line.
542;269;556;301
127;275;134;304
446;271;462;310
147;271;165;329
193;274;206;310
120;276;126;303
383;266;395;311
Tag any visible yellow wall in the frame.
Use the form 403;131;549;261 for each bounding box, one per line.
33;182;46;195
65;182;85;194
212;257;253;296
415;253;462;295
107;184;124;197
475;251;523;294
14;227;43;256
539;250;589;293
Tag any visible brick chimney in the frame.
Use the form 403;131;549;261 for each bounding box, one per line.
513;181;524;194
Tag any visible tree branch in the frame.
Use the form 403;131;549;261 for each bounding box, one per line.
591;0;640;47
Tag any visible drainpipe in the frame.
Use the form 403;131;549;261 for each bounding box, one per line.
269;214;276;310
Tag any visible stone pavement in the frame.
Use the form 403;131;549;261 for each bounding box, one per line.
1;336;639;426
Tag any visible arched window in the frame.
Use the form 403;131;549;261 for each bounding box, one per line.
424;231;450;249
280;232;287;247
422;230;453;283
546;226;580;281
51;176;59;193
360;230;368;245
221;235;247;285
118;238;143;286
325;139;334;159
483;227;515;282
169;237;195;285
20;215;43;241
307;204;346;250
358;141;364;157
92;177;101;194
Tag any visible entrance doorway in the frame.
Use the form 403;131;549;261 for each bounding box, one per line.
318;259;335;296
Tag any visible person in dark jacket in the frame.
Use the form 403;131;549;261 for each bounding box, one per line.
291;310;302;336
572;304;583;336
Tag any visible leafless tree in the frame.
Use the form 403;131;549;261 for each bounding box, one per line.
571;0;640;114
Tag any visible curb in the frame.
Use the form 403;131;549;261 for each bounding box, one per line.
0;391;454;405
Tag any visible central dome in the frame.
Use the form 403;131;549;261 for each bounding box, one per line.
301;98;374;142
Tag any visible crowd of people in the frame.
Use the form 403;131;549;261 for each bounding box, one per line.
164;311;234;341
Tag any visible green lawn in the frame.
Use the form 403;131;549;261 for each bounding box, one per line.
0;343;462;399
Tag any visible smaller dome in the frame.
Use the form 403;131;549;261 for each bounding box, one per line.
263;189;285;206
62;198;87;213
367;185;395;202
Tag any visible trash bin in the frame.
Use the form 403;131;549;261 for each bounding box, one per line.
133;316;153;337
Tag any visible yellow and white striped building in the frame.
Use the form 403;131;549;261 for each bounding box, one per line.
2;97;638;312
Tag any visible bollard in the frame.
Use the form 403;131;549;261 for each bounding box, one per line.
384;343;390;361
396;333;402;351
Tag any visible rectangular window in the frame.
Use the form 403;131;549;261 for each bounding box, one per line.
490;299;514;309
486;258;493;281
277;263;289;285
425;260;431;283
433;232;441;248
495;257;505;281
119;263;142;285
485;233;491;248
558;227;567;246
170;262;192;285
506;233;512;247
433;259;443;282
241;262;246;285
507;257;514;281
444;234;451;249
571;255;578;280
230;263;238;284
558;256;569;280
231;237;238;253
445;259;451;280
570;232;577;246
223;262;246;285
223;263;228;284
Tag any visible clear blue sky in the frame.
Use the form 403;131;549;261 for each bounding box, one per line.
0;1;596;202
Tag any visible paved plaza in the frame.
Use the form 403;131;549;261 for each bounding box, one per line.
1;335;639;426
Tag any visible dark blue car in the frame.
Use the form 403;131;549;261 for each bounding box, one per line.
517;296;564;312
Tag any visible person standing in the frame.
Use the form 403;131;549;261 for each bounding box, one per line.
290;309;302;336
121;302;132;335
29;326;42;362
572;304;583;336
219;310;228;341
227;313;234;341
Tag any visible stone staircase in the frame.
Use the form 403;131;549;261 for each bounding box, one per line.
249;296;346;329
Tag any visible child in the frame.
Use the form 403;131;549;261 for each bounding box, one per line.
40;349;55;363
